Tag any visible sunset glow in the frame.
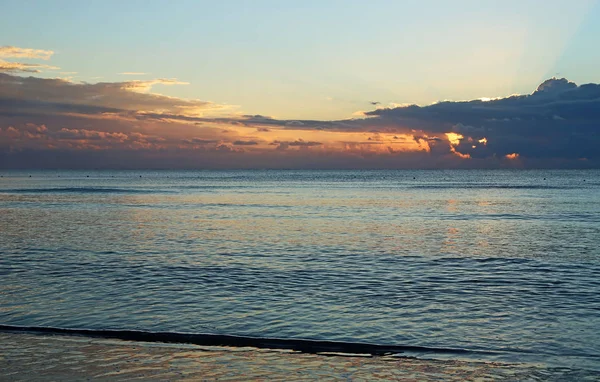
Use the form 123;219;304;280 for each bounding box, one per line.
1;1;599;169
2;3;600;379
446;133;464;146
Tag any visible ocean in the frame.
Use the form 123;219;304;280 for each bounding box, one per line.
1;169;599;372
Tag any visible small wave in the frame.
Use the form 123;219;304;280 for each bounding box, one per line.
0;187;164;194
179;185;255;190
441;212;600;222
0;325;494;357
408;184;571;190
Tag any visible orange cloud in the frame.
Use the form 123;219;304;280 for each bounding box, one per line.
450;146;471;159
445;132;464;146
444;132;470;159
0;45;58;74
0;46;54;60
0;60;59;73
121;78;189;93
3;66;598;169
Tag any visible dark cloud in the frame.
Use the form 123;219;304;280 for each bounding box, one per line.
0;73;222;118
54;128;128;141
0;97;124;117
183;138;219;145
196;78;600;163
1;70;599;168
361;78;600;160
268;139;323;151
0;122;166;152
287;140;322;147
232;140;259;146
215;143;244;153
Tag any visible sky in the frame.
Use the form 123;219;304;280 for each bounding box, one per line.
1;0;600;169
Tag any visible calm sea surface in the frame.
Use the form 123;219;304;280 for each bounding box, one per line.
1;170;599;370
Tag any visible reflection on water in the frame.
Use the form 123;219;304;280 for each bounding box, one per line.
1;169;600;370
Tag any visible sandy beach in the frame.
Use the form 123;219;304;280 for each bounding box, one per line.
0;332;596;381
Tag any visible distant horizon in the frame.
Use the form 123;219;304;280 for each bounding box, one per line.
2;165;600;171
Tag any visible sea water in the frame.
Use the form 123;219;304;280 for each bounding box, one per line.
1;169;599;371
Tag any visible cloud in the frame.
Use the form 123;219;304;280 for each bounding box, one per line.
0;122;166;151
0;73;224;117
0;45;58;74
1;69;599;168
118;78;190;93
215;143;245;153
0;46;54;60
288;140;322;146
206;77;600;163
182;138;220;145
269;139;323;151
362;78;600;160
0;60;60;73
55;128;129;142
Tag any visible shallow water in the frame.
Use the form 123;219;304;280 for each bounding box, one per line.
7;332;596;381
1;169;599;370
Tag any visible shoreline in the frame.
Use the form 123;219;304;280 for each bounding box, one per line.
0;324;487;358
1;332;597;381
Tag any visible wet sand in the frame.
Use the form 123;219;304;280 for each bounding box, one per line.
0;332;595;381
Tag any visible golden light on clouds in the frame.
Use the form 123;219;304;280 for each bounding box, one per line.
0;60;60;73
228;127;427;155
450;146;471;159
444;132;470;159
0;45;54;60
122;78;190;93
445;133;464;146
3;41;598;169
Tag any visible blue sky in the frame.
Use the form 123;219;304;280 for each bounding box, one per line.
2;0;599;119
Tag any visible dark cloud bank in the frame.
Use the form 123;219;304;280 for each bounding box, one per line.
1;73;599;169
364;78;600;163
179;77;600;168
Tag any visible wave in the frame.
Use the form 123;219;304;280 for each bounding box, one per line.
0;187;165;194
179;185;255;190
408;184;572;190
0;325;495;358
440;212;600;222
